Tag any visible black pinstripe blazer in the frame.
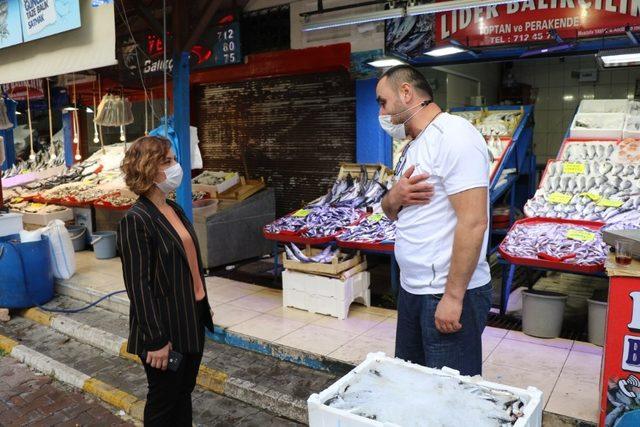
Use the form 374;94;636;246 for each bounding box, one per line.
117;195;214;356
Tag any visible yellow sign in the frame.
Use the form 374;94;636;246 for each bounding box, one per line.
368;213;384;223
580;192;601;202
563;162;586;174
597;199;624;208
548;192;572;204
566;229;596;242
292;209;311;218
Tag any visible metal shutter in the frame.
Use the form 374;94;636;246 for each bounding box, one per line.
196;71;355;217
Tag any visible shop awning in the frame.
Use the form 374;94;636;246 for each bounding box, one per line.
0;2;117;85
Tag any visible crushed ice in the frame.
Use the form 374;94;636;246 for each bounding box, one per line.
325;361;525;426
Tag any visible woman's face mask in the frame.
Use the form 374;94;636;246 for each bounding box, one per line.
379;100;430;140
156;162;183;194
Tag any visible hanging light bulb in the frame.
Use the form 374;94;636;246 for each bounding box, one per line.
120;125;126;142
92;94;100;144
29;152;36;161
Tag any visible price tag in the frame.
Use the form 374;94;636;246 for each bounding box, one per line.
580;192;601;202
368;213;384;223
548;192;572;204
597;199;624;208
567;229;595;242
292;209;311;218
563;162;586;174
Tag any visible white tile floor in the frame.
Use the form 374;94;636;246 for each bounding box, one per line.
65;252;602;424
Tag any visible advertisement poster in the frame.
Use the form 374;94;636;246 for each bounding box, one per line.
385;15;435;59
19;0;81;43
601;279;640;426
434;0;640;47
0;0;23;49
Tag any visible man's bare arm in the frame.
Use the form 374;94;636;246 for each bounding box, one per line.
434;186;488;334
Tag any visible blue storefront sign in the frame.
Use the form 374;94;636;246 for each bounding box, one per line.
19;0;81;43
0;0;24;49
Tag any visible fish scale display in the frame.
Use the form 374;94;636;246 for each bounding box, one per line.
338;215;396;244
500;222;608;267
524;140;640;225
264;165;390;239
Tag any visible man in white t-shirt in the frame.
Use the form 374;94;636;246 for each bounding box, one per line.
377;65;492;376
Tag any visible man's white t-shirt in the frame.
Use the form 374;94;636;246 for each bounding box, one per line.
394;112;491;295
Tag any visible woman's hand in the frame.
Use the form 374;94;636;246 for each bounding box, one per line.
146;342;172;370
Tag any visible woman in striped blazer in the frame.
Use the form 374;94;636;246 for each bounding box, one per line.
117;136;214;426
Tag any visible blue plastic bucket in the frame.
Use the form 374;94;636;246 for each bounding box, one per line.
0;234;54;309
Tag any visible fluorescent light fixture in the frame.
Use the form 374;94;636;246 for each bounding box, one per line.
368;58;406;68
563;95;574;101
15;111;22;116
425;45;466;57
302;8;404;32
86;107;94;114
597;47;640;68
63;105;79;112
408;0;527;16
520;42;576;58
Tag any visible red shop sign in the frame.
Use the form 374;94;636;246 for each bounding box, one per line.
601;277;640;426
435;0;640;47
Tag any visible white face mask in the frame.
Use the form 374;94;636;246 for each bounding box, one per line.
378;100;430;140
156;162;183;194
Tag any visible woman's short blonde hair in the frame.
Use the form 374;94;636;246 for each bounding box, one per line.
121;136;172;195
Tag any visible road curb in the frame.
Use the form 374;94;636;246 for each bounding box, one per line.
0;332;145;421
18;306;308;424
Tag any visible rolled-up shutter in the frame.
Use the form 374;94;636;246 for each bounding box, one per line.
196;71;355;216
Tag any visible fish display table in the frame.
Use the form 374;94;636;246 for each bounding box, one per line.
600;255;640;426
449;105;536;256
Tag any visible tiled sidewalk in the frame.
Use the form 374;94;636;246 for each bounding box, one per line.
63;252;602;424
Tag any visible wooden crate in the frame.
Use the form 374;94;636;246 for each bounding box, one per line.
337;163;394;183
217;177;266;201
282;246;363;276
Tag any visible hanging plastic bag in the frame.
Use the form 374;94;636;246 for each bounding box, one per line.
41;220;76;280
190;126;203;170
150;117;202;170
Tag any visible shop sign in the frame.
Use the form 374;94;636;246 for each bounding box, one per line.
601;283;640;426
4;78;44;100
0;0;24;49
435;0;640;47
119;12;242;80
0;0;81;50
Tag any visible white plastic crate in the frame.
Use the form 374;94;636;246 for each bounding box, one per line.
577;99;629;114
282;269;370;320
0;213;23;237
308;352;543;427
570;113;625;139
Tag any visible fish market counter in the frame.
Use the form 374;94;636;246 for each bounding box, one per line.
600;255;640;426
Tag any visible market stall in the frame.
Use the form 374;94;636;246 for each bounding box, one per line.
499;99;640;315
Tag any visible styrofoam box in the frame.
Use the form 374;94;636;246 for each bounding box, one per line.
623;114;640;139
12;207;74;226
282;269;370;320
577;99;629;114
308;352;543;427
570;113;625;139
216;172;240;194
0;213;23;237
